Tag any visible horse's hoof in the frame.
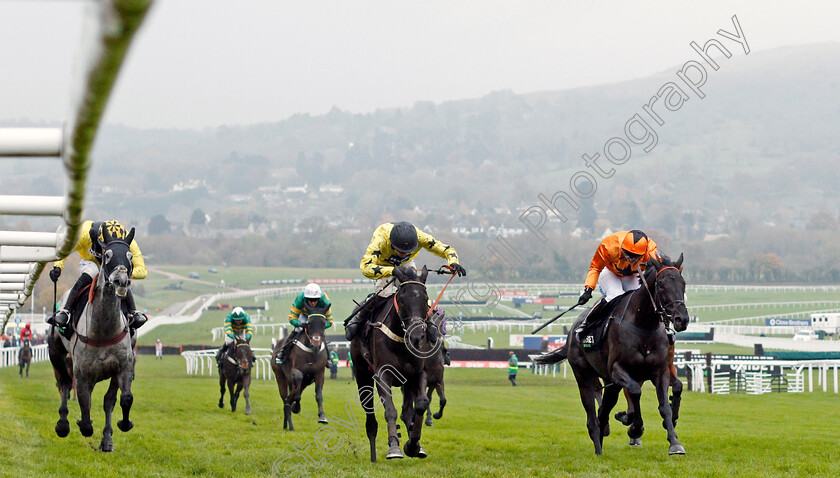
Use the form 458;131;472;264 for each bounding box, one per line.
629;438;642;447
245;409;253;416
669;444;686;455
55;420;70;438
386;446;404;459
77;420;94;437
218;401;224;409
425;418;433;427
117;419;134;432
317;416;328;424
99;441;114;452
615;411;632;426
291;402;301;414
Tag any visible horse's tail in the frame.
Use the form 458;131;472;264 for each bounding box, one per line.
533;343;568;365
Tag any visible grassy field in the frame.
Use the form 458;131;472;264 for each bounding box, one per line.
2;358;838;477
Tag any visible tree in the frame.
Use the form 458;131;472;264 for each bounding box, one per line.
190;208;207;225
148;215;171;235
577;200;596;235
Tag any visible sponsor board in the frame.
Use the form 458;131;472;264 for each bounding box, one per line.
766;318;811;327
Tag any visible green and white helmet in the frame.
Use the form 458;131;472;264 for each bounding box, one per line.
304;283;322;299
231;306;246;320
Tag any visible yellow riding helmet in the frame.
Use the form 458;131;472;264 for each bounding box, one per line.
98;220;128;243
621;230;649;257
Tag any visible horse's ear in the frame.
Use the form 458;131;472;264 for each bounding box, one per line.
420;265;429;284
648;256;662;270
125;227;135;245
392;267;406;283
675;252;684;271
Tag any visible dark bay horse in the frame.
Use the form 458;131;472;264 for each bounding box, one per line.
423;313;448;427
218;335;253;415
351;265;441;462
536;254;689;455
48;227;137;452
19;340;32;378
270;306;329;431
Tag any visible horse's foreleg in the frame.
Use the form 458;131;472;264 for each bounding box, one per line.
670;365;682;428
405;373;429;459
49;349;72;438
243;375;252;415
229;378;239;412
616;388;635;426
610;364;644;441
433;381;446;420
655;368;685;455
218;371;226;409
353;356;378;462
75;377;95;437
117;364;135;433
315;371;327;423
375;375;403;459
100;377;119;452
424;385;434;426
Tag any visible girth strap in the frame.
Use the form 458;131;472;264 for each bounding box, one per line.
293;340;325;354
370;321;405;343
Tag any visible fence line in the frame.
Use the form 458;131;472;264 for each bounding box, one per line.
181;349;275;380
0;0;154;330
0;344;48;369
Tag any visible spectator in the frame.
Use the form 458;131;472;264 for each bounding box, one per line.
508;351;519;387
329;345;339;379
155;339;163;360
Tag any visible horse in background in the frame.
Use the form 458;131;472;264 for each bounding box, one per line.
47;227;138;452
218;335;253;415
270;306;329;431
19;340;32;378
423;312;448;427
536;254;689;455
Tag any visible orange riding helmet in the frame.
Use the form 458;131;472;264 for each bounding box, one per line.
621;230;649;257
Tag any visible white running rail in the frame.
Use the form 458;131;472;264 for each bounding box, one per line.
0;0;153;331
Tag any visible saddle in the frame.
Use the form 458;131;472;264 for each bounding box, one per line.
579;290;634;349
68;279;132;331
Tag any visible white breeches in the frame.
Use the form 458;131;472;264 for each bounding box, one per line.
598;268;641;302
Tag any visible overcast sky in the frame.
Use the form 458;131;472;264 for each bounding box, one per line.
1;0;839;130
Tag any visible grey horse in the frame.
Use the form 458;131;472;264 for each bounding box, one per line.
48;227;137;452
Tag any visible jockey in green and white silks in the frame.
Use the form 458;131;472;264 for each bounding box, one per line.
276;283;332;364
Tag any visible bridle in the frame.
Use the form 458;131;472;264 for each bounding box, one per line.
637;265;685;329
392;280;430;334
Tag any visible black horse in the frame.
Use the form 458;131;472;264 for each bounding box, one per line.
48;227;137;452
423;313;448;427
218;335;253;415
270;307;329;431
352;265;443;462
19;339;32;378
536;254;689;455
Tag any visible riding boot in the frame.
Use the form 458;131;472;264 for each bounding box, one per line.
277;328;301;364
575;298;604;342
344;294;374;340
123;289;148;330
216;343;229;368
55;274;93;339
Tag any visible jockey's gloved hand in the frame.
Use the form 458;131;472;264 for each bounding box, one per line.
227;334;235;340
290;318;301;327
246;333;252;341
577;287;593;306
49;266;61;283
450;263;467;277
